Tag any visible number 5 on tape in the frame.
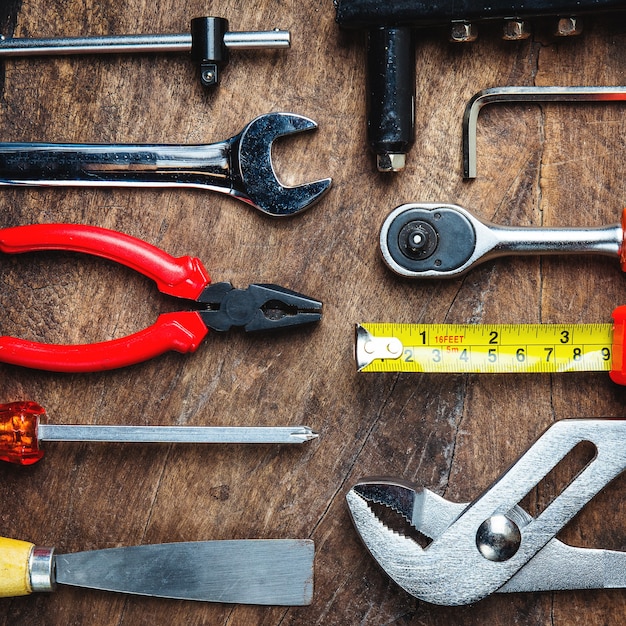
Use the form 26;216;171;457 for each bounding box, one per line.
356;306;626;385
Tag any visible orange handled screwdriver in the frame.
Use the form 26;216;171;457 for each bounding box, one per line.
0;402;318;466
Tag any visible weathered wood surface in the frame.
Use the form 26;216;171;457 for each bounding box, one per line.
0;0;625;624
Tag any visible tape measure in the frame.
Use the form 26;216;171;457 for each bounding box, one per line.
356;306;626;385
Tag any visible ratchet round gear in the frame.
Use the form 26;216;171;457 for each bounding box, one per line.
380;204;476;276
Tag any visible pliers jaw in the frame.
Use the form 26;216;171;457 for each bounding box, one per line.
346;482;430;601
351;478;420;527
348;420;626;606
197;282;323;332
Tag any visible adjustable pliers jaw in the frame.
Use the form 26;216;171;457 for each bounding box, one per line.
347;419;626;606
197;282;323;332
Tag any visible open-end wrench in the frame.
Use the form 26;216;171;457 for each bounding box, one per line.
380;202;625;278
0;112;332;217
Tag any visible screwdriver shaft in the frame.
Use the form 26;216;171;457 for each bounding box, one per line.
0;31;290;56
37;424;317;444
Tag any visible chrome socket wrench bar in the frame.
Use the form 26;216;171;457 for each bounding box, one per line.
0;16;290;86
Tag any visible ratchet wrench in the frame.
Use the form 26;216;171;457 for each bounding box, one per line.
0;112;332;217
380;202;625;278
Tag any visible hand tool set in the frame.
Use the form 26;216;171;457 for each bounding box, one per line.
3;0;626;616
0;14;330;605
333;0;626;171
335;0;626;612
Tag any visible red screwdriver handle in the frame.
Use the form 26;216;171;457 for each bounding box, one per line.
0;223;210;300
0;401;45;465
0;312;209;372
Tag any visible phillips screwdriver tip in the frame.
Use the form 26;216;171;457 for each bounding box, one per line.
289;427;319;443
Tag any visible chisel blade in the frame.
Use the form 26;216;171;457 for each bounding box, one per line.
54;539;314;605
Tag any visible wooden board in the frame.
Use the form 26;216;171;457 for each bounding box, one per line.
0;1;625;623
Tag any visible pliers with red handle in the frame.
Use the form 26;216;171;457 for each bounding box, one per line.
0;223;322;372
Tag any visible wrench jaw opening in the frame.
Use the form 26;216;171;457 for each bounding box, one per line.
234;113;332;217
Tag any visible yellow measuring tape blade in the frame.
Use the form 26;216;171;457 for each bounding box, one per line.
356;323;614;373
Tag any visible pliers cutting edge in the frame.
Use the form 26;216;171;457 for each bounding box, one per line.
0;223;322;372
347;419;626;606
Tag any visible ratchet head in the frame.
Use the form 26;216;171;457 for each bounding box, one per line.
380;202;624;278
380;203;482;278
233;113;332;217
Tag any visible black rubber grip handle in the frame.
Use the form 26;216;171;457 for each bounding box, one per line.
335;0;626;28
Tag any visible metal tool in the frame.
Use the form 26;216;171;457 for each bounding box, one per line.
0;16;290;87
347;418;626;605
356;320;613;372
0;223;322;372
0;401;318;466
0;535;314;604
463;86;626;178
380;203;625;279
334;0;625;171
354;314;626;385
0;112;332;217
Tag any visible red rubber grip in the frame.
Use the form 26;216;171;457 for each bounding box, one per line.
0;224;212;371
0;312;209;372
0;223;210;300
610;305;626;385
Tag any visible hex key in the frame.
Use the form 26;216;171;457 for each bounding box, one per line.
463;86;626;179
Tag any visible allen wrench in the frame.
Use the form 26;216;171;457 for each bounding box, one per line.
463;86;626;179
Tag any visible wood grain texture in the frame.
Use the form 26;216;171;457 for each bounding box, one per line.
0;1;625;624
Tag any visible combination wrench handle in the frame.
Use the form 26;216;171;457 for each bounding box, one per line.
0;113;332;217
0;141;232;190
380;203;625;278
